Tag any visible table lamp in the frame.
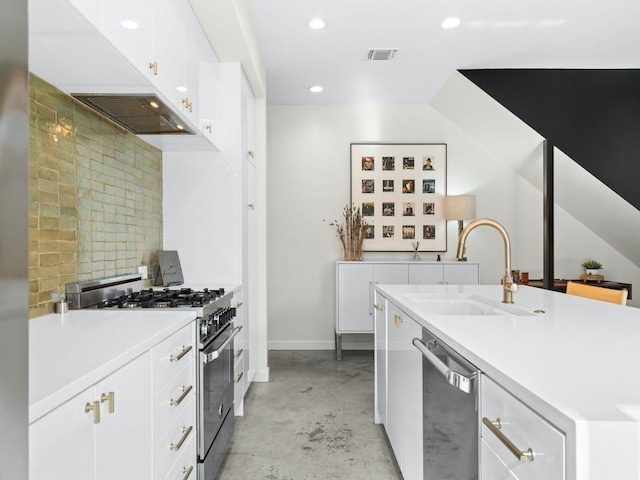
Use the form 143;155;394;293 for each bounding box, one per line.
443;195;476;258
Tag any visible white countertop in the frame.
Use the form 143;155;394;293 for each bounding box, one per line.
29;310;196;424
376;284;640;480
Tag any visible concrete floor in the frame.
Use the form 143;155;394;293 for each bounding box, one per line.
217;350;402;480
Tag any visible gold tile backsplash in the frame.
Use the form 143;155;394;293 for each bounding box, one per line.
29;75;163;318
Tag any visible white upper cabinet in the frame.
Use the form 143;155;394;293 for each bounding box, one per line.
241;74;256;160
30;0;221;150
101;0;154;85
150;0;186;110
182;1;203;121
199;60;222;148
68;0;103;28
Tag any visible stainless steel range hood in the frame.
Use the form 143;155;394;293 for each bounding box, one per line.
72;94;195;135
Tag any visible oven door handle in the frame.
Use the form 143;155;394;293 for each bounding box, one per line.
201;327;242;364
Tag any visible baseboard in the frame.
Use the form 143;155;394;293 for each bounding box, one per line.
267;340;374;350
268;340;335;350
252;367;270;382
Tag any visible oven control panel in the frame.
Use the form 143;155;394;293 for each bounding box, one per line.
200;306;236;343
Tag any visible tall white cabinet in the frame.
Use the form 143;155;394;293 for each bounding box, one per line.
163;63;257;414
335;261;479;359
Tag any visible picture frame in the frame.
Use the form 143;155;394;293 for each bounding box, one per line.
351;143;447;252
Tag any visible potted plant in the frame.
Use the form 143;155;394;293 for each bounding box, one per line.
581;260;603;275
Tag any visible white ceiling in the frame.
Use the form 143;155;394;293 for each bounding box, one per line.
247;0;640;105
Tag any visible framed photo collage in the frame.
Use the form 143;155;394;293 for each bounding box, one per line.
350;143;447;252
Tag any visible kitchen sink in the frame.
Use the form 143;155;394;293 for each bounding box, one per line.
402;294;536;316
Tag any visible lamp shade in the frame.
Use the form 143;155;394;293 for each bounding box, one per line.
443;195;476;220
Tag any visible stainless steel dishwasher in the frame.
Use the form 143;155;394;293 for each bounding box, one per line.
412;329;480;480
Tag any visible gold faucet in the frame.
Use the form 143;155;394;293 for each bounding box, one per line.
456;218;518;304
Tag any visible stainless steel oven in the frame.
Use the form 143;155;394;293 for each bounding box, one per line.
198;321;239;479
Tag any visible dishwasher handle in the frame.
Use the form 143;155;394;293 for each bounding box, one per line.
412;337;473;394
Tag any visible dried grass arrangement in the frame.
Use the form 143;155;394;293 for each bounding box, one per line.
331;204;368;261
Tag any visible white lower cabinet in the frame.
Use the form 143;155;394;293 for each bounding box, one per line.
336;261;479;358
153;396;196;479
30;321;196;480
152;323;196;479
385;301;423;480
337;263;406;333
233;289;249;415
481;375;565;480
30;351;153;480
373;292;387;425
408;262;480;285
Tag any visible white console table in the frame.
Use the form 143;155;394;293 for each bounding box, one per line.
334;261;479;359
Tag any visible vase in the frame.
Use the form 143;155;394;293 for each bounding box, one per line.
343;245;363;261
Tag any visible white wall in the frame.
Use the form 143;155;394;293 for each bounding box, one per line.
267;104;543;350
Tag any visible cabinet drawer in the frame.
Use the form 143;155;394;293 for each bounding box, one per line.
153;361;195;443
481;376;565;480
162;434;196;480
233;323;246;353
481;439;518;480
234;352;245;393
153;324;195;393
154;396;196;479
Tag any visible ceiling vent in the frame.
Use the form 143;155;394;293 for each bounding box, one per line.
366;49;398;61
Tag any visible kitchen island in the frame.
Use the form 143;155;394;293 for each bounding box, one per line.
376;283;640;480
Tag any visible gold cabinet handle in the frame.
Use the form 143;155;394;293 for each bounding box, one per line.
374;304;384;311
182;466;194;480
149;61;158;75
181;97;193;112
170;345;193;362
248;150;255;158
234;371;244;383
170;426;193;451
170;385;193;407
85;401;100;424
394;314;403;328
234;348;244;359
482;417;534;463
100;391;115;414
235;302;244;308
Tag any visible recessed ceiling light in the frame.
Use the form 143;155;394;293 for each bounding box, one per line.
441;17;461;29
149;101;159;109
308;85;324;93
121;20;139;30
308;18;326;30
176;86;188;93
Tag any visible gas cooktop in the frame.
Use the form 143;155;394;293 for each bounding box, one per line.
96;287;226;309
66;274;235;345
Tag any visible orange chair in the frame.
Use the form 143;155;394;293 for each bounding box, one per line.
566;281;628;305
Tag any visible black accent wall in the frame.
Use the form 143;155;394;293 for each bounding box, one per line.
459;69;640;210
